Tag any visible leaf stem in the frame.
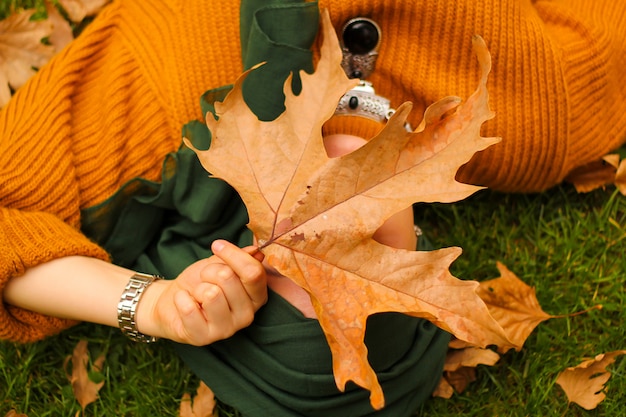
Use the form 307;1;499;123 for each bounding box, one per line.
552;304;602;319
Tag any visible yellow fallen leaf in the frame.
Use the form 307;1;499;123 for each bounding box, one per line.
615;158;626;196
57;0;110;22
179;381;217;417
63;340;106;412
476;262;553;352
45;1;74;51
433;344;500;398
432;376;455;399
444;366;477;395
4;411;28;417
0;9;54;106
556;350;626;410
476;262;601;352
565;154;620;193
443;346;500;372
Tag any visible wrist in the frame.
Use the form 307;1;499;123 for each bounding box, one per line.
134;277;168;338
117;273;165;343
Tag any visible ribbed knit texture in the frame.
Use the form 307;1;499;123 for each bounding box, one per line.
321;0;626;191
1;0;625;342
0;0;243;342
323;115;385;140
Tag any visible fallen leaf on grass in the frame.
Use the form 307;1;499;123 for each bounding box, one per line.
565;154;626;194
615;159;626;195
476;262;602;352
443;346;501;372
476;262;552;351
436;263;604;400
45;1;74;51
57;0;110;22
432;376;455;399
63;340;106;412
556;350;626;410
4;411;28;417
433;344;500;398
179;381;217;417
442;366;478;396
0;9;54;106
187;8;511;409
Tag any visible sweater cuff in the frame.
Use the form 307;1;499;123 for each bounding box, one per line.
0;209;110;343
322;115;385;141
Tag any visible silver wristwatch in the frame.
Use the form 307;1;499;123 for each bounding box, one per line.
117;272;162;343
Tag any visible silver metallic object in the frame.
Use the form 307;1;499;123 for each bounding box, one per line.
117;272;162;343
336;17;412;131
335;81;412;132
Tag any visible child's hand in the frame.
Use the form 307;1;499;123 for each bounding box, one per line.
138;240;267;345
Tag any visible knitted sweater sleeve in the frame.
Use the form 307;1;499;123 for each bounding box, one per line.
0;3;159;343
0;0;242;343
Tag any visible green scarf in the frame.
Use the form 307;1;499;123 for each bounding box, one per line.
81;1;449;415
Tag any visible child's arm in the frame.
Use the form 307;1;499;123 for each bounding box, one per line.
3;240;267;346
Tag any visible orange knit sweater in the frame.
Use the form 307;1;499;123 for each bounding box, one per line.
1;0;625;343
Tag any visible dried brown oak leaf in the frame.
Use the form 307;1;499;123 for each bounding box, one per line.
444;346;501;372
0;9;54;106
45;1;74;51
565;154;621;193
476;262;552;352
4;411;28;417
433;346;500;398
615;158;626;196
476;262;602;353
57;0;111;22
556;350;626;410
63;340;106;412
180;381;217;417
439;367;476;397
188;9;511;409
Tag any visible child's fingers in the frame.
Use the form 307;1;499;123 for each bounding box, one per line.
243;245;265;262
197;283;238;340
211;240;267;309
174;283;246;345
173;289;212;344
194;269;255;333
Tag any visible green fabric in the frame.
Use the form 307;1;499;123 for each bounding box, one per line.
82;114;251;276
81;0;450;415
175;292;449;417
240;0;318;121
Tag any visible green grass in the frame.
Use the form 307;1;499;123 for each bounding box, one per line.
2;184;625;416
414;186;626;416
0;0;45;19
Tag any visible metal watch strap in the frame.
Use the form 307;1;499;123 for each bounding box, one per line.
117;272;162;343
